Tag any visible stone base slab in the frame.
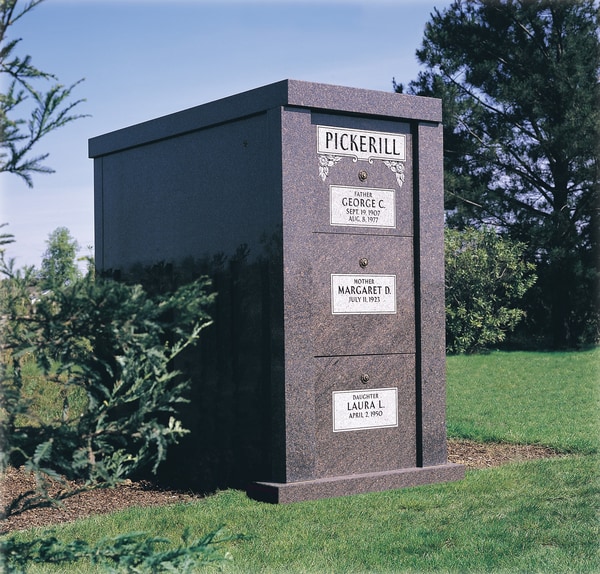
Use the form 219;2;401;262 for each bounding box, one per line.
247;463;465;503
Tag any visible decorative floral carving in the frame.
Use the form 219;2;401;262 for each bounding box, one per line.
318;155;407;188
318;154;342;181
383;160;405;188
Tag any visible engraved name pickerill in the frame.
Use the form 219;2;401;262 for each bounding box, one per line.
317;126;406;187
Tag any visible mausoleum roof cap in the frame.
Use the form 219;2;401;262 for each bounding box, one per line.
89;79;441;158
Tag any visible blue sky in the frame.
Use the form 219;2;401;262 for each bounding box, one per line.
0;0;451;268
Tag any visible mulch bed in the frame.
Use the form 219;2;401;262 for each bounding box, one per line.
0;470;202;535
1;440;562;534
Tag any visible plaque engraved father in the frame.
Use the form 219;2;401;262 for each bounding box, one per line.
330;185;396;228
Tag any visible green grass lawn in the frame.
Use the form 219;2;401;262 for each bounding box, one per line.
6;349;600;573
446;348;600;453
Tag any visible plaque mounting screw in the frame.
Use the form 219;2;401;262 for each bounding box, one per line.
358;170;368;182
359;257;368;268
360;373;370;384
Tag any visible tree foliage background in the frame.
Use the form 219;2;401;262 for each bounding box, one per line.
445;227;536;353
38;226;81;289
403;0;600;349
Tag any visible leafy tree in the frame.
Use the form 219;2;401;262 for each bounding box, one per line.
0;257;233;571
0;266;215;517
445;227;537;354
39;226;80;289
404;0;600;348
0;0;87;187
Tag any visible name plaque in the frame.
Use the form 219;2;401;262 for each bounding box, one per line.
331;274;396;315
318;126;406;162
333;388;398;432
330;185;395;228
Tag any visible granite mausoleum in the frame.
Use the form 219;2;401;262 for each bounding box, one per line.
89;80;464;503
